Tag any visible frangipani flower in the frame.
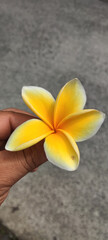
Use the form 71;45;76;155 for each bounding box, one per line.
5;78;105;171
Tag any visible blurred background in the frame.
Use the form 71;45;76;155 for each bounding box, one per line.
0;0;108;239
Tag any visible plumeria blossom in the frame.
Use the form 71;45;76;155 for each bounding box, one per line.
5;78;105;171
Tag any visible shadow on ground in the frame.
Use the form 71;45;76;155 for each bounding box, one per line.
0;221;20;240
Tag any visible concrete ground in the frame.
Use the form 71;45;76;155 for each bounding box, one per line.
0;0;108;239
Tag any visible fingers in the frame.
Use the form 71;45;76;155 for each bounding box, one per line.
0;140;7;151
1;107;36;117
0;110;37;141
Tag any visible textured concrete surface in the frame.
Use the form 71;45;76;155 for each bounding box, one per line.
0;0;108;239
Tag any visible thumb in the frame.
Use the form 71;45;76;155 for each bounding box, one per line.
0;110;37;150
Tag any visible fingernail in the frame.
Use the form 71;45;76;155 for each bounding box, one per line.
31;167;38;172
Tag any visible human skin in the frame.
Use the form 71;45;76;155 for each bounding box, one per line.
0;108;47;206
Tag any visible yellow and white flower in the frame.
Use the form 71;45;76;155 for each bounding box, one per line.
5;78;105;171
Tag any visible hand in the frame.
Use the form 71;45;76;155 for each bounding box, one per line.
0;108;47;206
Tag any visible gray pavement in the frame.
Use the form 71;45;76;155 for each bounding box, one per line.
0;0;108;239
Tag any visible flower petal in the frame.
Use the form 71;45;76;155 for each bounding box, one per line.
54;78;86;128
22;86;55;128
59;109;105;142
44;130;80;171
5;119;54;151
